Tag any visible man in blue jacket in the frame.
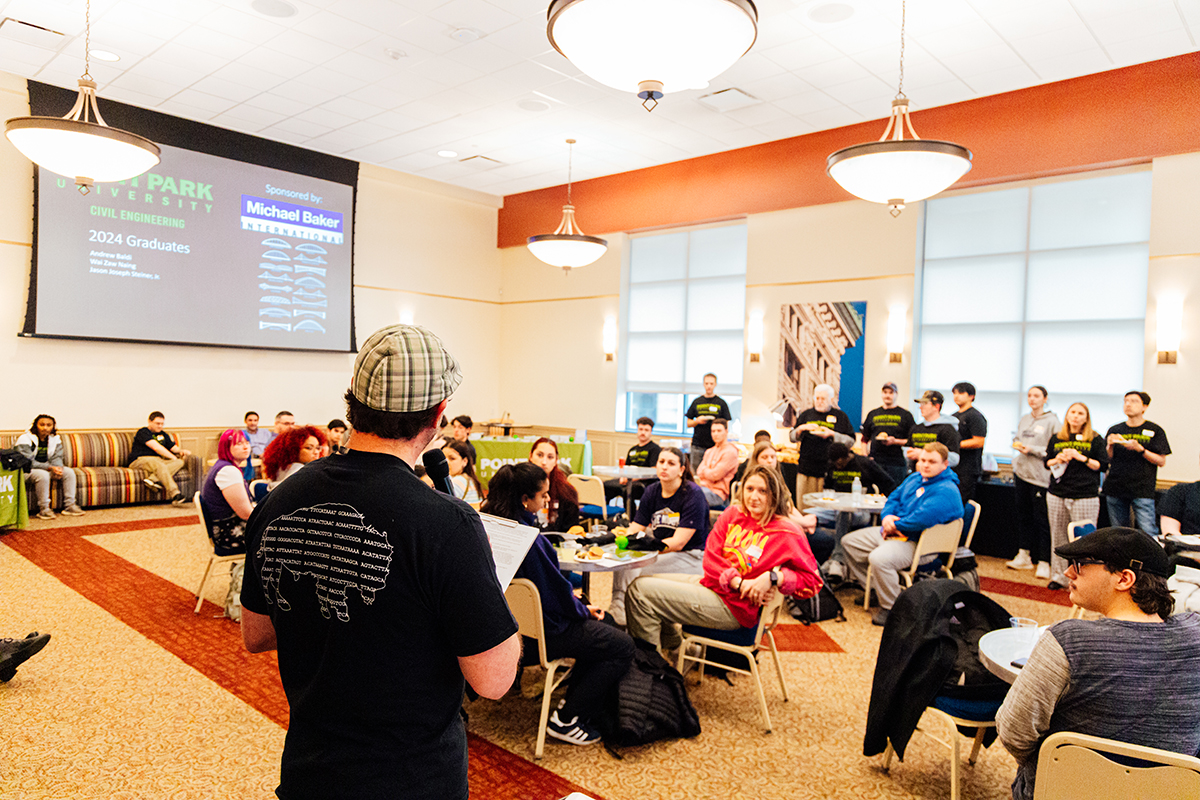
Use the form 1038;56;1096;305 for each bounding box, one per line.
842;442;965;626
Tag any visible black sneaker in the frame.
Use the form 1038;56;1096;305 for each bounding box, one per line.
0;632;51;681
546;711;602;745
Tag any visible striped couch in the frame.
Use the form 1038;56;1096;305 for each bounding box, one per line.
0;431;203;512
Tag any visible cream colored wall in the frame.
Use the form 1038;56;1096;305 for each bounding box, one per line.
0;72;504;433
1145;152;1200;482
741;200;919;440
496;235;625;431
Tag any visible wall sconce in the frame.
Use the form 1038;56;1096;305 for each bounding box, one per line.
603;316;617;361
887;306;906;363
1157;294;1182;364
748;310;764;363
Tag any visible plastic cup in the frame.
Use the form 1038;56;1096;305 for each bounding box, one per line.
1010;617;1038;646
618;457;626;468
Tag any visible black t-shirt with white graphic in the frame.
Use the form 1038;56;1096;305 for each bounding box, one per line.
1103;420;1171;499
626;440;661;468
127;426;176;464
1161;481;1200;536
686;395;731;450
241;450;518;800
953;406;988;477
632;480;710;551
1044;433;1109;499
860;406;915;466
795;407;855;477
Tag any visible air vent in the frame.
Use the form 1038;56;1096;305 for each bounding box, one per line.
458;155;504;170
697;88;761;113
0;17;66;50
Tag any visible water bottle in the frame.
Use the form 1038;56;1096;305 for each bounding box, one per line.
852;476;862;497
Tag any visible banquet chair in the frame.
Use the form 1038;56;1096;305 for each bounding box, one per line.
863;516;965;610
503;578;573;760
1067;521;1096;618
677;591;789;733
567;474;607;529
192;493;246;615
1032;731;1200;799
882;702;998;800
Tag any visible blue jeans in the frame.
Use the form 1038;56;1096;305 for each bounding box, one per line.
1105;496;1159;536
700;486;727;510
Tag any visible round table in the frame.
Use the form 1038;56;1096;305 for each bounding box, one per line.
591;465;657;480
979;626;1048;684
803;491;888;514
556;544;658;595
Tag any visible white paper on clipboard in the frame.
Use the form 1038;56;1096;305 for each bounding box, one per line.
477;512;540;586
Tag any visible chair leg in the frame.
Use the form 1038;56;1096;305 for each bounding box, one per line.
863;565;873;610
765;632;789;702
949;717;961;800
968;726;987;764
194;556;215;614
535;664;558;760
882;740;895;771
747;654;772;733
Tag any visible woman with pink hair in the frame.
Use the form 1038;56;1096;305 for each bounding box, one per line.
200;429;255;554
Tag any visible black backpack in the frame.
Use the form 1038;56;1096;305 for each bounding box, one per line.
597;640;701;752
787;584;846;624
0;448;32;473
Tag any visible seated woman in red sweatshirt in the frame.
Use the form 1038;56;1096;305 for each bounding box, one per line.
481;462;634;747
625;464;824;651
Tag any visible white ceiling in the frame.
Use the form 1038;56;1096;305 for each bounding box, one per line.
0;0;1196;197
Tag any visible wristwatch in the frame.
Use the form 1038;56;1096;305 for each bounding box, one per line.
769;568;780;586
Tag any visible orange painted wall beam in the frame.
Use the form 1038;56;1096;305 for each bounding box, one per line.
497;53;1200;248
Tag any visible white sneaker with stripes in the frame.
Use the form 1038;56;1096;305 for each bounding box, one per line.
546;710;601;745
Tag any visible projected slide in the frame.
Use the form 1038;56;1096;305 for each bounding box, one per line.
32;143;354;352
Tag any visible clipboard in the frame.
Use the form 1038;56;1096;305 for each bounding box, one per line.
477;512;540;586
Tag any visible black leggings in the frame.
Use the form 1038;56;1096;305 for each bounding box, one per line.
1013;476;1051;563
542;615;635;724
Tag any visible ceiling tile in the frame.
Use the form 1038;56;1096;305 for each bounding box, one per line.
169;89;238;115
324;0;422;31
140;43;227;74
95;3;191;39
271;77;344;106
937;44;1031;79
817;14;899;55
442;39;525;73
171;25;258;60
902;0;985;37
123;0;223;25
197;7;288;44
156;99;219;122
964;64;1041;97
528;50;582;79
84;22;167;57
822;74;894;104
793;57;873;89
98;86;167;111
295;105;358;128
293;11;381;50
723;102;794;127
754;11;816;51
262;29;345;65
485;18;553;56
215;104;289;129
798;105;866;129
753;117;816;140
298;65;369;94
319;95;388;120
1027;48;1115;82
916;21;1008;60
322;49;409;83
242;92;311;116
1104;29;1194;66
985;3;1086;41
265;117;334;139
187;75;262;103
1088;4;1186;45
772;89;842;116
737;71;816;102
1008;27;1104;64
107;71;184;101
428;0;522;36
760;36;844;72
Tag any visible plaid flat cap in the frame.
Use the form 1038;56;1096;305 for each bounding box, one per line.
351;324;463;412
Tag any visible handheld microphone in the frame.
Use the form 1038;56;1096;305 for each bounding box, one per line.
422;449;457;497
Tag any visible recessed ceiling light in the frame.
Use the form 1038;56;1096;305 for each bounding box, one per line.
88;49;120;62
385;47;408;60
517;99;551;112
448;27;481;43
807;3;854;24
438;150;458;158
250;0;298;19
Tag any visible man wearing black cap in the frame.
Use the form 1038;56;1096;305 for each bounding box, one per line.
906;390;960;471
240;324;520;800
860;382;915;490
996;528;1200;800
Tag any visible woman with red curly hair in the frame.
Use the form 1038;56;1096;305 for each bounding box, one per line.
263;425;326;489
528;437;579;532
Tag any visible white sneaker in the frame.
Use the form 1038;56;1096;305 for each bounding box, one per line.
1035;562;1050;579
36;508;56;520
1006;550;1034;570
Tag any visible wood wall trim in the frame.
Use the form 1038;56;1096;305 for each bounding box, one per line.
497;54;1200;248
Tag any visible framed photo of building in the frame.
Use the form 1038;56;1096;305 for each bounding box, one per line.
776;302;867;428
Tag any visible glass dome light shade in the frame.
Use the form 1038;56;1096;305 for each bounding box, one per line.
527;234;609;269
547;0;758;95
6;117;161;185
826;139;972;206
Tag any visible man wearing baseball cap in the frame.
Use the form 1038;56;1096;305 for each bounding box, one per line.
860;382;915;490
905;390;960;472
996;528;1200;800
240;324;520;800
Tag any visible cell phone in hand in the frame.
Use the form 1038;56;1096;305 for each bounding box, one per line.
1011;657;1028;668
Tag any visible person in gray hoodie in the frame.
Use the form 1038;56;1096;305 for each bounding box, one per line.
1007;385;1060;577
15;414;85;519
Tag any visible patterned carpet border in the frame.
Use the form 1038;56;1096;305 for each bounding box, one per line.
981;575;1073;606
772;622;845;653
1;517;600;800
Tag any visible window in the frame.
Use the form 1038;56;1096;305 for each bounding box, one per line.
617;223;747;435
917;171;1151;457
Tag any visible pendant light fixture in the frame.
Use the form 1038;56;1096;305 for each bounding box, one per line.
5;0;161;195
546;0;758;111
825;0;971;216
527;139;608;273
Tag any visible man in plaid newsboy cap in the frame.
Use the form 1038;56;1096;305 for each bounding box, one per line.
239;324;520;800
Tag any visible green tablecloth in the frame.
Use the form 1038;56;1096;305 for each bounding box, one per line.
0;467;29;530
473;439;592;490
